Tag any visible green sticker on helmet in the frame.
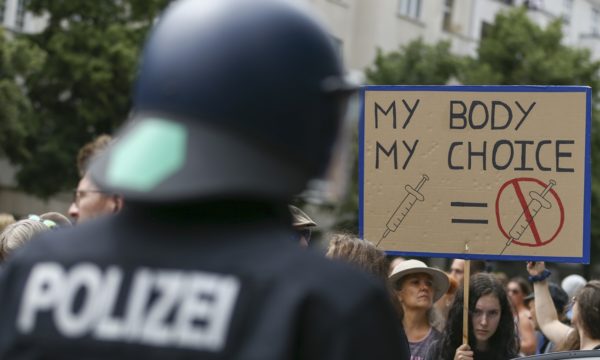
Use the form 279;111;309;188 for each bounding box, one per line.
107;118;186;191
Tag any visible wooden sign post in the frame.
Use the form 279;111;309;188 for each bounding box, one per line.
462;259;470;345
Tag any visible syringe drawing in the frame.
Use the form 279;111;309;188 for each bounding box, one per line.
499;179;557;255
377;174;429;247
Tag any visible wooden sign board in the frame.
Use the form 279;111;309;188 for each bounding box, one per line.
359;86;591;263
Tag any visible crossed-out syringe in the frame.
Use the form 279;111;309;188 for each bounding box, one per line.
499;179;557;255
377;174;429;247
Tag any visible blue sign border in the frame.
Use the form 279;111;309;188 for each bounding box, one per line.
358;85;592;263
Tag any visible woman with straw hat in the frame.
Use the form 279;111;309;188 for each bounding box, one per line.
389;259;450;360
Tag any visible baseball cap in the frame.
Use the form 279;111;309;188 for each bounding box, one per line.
524;282;568;314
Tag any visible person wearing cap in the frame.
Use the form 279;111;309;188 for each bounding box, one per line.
562;274;587;299
389;259;449;360
561;274;587;322
0;1;408;359
523;282;569;354
289;205;317;247
426;273;518;360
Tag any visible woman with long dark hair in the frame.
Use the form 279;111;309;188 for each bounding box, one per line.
426;273;519;360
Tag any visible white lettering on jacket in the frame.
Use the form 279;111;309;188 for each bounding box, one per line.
17;262;240;351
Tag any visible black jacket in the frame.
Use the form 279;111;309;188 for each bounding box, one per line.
0;205;410;359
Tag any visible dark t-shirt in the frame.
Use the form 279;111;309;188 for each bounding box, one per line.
0;208;410;359
410;327;440;360
426;339;517;360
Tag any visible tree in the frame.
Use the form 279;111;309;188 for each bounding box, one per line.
461;8;600;88
0;0;170;198
366;38;463;85
0;29;45;168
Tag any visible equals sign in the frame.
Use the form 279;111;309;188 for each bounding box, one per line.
450;202;488;224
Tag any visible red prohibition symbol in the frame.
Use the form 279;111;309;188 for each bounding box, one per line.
495;177;565;247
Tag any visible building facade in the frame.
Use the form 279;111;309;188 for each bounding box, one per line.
0;0;46;34
309;0;600;77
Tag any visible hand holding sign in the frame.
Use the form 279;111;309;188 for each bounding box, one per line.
526;261;546;277
454;344;474;360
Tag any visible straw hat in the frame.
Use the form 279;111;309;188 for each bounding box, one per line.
389;259;450;302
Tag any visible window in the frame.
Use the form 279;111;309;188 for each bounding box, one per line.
16;0;26;30
524;0;542;10
398;0;421;20
593;7;600;35
326;0;347;7
480;21;492;40
0;0;5;24
562;0;573;24
332;36;343;63
442;0;454;32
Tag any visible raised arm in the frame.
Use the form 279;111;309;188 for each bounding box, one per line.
527;261;573;345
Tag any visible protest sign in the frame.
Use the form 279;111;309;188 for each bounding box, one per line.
359;86;591;262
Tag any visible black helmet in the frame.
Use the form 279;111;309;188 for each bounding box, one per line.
90;0;355;203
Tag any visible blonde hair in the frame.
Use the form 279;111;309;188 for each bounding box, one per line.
325;233;388;281
0;213;15;233
0;220;47;260
0;212;71;261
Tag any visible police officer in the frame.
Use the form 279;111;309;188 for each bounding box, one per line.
0;0;410;359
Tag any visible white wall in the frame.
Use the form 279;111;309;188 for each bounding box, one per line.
309;0;600;77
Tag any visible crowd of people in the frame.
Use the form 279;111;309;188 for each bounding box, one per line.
0;0;597;358
1;193;598;359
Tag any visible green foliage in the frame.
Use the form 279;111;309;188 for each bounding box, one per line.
0;29;45;164
0;0;170;198
366;38;463;85
462;8;600;89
